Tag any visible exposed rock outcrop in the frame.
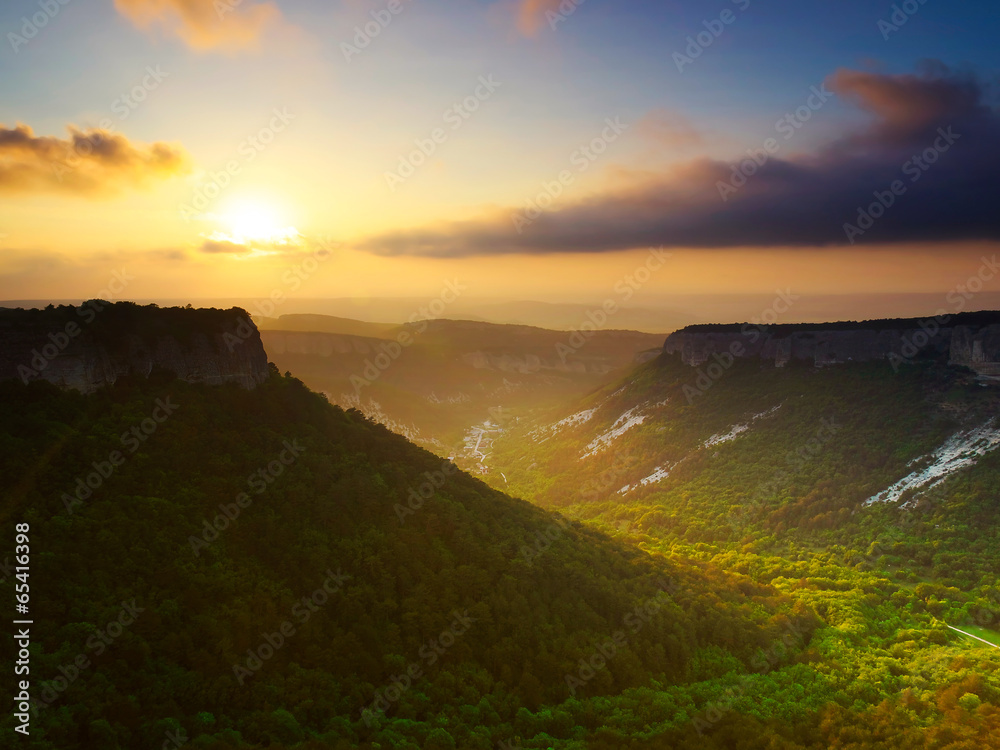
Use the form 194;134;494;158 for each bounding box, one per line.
949;324;1000;376
0;302;270;393
663;312;1000;376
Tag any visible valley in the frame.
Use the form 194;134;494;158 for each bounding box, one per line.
3;305;1000;748
267;311;1000;746
8;4;1000;746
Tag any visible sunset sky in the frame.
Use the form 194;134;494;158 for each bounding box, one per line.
2;0;999;315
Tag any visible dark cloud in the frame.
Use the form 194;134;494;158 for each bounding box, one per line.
358;63;1000;257
0;123;190;195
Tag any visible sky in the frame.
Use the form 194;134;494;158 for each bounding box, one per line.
1;0;999;320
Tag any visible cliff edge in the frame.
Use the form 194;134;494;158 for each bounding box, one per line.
0;302;270;393
663;311;1000;376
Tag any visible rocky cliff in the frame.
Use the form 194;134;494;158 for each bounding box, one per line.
0;302;270;393
663;311;1000;376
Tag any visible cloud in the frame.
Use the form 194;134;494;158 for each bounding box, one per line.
197;230;309;257
114;0;283;52
199;238;251;255
515;0;563;36
0;123;190;195
358;63;1000;256
151;248;190;262
634;109;706;150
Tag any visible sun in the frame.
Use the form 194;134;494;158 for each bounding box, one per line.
215;198;300;246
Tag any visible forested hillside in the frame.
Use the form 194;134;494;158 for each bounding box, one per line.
484;352;1000;747
0;370;808;749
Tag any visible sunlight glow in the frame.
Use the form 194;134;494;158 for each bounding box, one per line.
216;198;301;246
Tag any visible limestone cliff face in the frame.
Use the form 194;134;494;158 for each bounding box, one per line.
663;313;1000;376
0;303;270;393
950;324;1000;376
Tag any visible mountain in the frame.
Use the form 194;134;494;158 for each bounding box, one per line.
482;316;1000;747
0;308;810;750
6;306;1000;748
257;314;400;339
664;311;1000;374
0;303;269;393
258;315;664;459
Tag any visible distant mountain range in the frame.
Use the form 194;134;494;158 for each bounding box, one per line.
10;292;1000;332
257;314;665;456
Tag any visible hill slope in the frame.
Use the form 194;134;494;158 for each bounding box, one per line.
484;342;1000;747
0;371;806;749
259;315;664;459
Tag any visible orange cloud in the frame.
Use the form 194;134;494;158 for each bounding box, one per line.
114;0;283;52
516;0;563;36
0;123;190;195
